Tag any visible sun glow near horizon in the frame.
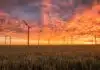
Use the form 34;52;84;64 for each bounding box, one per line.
0;35;100;45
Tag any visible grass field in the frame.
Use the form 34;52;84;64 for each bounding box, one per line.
0;45;100;70
0;45;100;56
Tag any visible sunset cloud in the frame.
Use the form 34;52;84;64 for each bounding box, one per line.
0;0;94;21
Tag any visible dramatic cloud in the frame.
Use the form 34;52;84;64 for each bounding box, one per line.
51;0;94;20
0;0;41;21
0;0;95;22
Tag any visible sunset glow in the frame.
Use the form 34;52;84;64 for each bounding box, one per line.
0;0;100;45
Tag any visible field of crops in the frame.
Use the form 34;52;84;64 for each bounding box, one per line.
0;45;100;70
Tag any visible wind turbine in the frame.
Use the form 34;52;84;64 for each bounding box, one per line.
0;17;12;46
91;19;97;45
5;35;11;46
62;23;66;45
47;12;52;45
23;20;32;47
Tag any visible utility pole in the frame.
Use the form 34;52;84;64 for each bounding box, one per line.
23;20;31;47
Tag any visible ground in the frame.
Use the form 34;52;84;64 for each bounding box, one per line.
0;45;100;70
0;45;100;57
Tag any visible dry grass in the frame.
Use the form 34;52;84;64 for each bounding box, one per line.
0;45;99;70
0;45;100;56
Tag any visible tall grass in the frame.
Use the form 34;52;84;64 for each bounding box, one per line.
0;55;100;70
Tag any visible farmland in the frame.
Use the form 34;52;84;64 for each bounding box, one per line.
0;45;100;70
0;45;99;56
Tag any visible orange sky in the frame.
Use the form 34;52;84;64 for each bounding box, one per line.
0;4;100;45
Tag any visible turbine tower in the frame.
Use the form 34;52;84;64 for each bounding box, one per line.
42;0;51;26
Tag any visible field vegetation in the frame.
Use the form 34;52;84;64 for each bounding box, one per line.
0;45;99;70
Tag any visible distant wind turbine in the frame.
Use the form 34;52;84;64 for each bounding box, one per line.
0;18;12;46
38;27;42;46
5;35;11;46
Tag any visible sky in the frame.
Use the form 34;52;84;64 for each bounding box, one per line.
0;0;94;22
